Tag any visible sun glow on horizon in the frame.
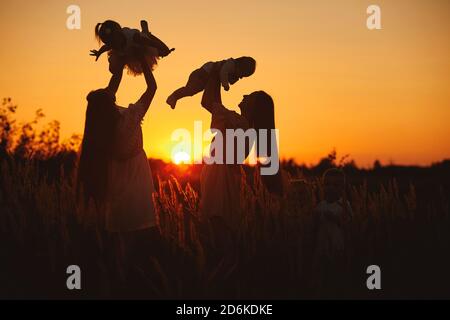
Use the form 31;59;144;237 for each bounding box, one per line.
172;151;191;165
0;0;449;167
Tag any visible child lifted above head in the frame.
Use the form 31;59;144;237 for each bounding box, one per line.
166;57;256;109
90;20;174;75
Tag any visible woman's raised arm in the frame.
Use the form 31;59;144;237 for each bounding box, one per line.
106;63;124;95
201;63;222;113
136;59;157;112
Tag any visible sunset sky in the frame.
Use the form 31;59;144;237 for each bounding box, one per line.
0;0;449;166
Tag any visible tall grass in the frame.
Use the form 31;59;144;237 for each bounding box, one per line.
1;99;449;299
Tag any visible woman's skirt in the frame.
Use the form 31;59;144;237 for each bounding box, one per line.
200;164;242;227
107;149;156;232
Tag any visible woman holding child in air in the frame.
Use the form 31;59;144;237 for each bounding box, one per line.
197;61;283;231
80;18;282;238
78;20;163;234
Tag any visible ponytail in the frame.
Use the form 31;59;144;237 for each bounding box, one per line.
94;20;121;44
94;23;102;43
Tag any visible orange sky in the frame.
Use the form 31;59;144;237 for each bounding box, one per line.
0;0;449;167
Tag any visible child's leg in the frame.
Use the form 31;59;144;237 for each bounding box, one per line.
167;87;194;104
167;69;208;109
140;20;150;36
140;20;175;56
138;35;174;57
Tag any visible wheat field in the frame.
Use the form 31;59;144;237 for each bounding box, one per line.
1;98;449;299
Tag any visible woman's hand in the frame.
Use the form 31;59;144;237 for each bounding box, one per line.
109;55;126;75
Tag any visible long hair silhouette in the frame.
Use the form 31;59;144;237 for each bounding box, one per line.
248;91;283;195
77;89;119;205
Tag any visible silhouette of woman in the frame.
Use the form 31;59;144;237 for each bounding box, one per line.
199;63;283;231
77;56;157;233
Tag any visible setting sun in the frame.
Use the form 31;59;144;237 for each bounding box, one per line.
1;0;450;302
172;151;191;165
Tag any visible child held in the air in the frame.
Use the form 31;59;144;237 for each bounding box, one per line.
90;20;174;75
166;57;256;109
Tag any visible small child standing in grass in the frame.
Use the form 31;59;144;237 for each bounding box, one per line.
312;168;352;296
315;168;352;257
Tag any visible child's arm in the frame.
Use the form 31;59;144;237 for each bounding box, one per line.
90;44;110;61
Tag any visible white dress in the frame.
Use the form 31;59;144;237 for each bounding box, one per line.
200;103;249;227
120;27;141;56
106;102;156;232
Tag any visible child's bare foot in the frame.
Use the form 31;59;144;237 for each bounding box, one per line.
166;94;177;109
140;20;150;35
